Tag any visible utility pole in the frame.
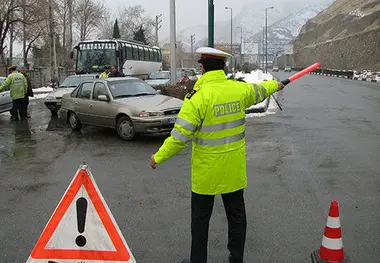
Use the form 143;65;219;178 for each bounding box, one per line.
265;6;274;73
68;0;73;50
225;7;233;71
208;0;214;47
190;34;195;53
237;26;243;65
155;14;163;46
262;27;265;70
22;0;27;67
49;0;57;81
170;0;177;84
9;12;14;66
53;33;58;80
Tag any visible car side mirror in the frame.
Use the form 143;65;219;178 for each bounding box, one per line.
98;95;110;102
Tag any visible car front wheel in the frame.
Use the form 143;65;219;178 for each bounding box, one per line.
116;116;136;141
68;112;82;130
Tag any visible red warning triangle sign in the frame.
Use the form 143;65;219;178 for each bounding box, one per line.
26;164;136;262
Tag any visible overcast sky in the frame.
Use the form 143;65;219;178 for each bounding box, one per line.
108;0;253;39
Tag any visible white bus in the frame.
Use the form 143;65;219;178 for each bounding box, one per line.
71;39;162;79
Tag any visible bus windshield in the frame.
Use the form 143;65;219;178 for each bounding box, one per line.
76;48;116;73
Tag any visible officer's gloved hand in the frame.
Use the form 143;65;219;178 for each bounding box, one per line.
278;82;285;90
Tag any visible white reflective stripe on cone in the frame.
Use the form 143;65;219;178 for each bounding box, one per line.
321;236;343;250
326;216;341;228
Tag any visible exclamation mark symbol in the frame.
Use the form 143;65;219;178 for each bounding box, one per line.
75;197;87;247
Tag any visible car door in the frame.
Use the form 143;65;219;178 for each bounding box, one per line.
0;85;12;114
87;82;115;127
74;82;94;124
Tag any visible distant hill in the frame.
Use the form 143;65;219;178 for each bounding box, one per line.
164;0;334;52
248;4;330;55
293;0;380;70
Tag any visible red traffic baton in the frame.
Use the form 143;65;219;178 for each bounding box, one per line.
281;63;320;86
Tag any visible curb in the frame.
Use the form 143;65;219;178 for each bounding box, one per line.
309;71;379;83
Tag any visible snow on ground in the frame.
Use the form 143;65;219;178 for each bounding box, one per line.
30;93;50;100
30;87;54;100
231;70;280;117
33;87;53;93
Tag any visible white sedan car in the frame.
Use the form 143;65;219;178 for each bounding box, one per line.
44;74;97;115
0;77;12;114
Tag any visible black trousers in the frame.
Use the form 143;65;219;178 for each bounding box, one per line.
25;95;29;116
11;98;26;120
191;189;247;263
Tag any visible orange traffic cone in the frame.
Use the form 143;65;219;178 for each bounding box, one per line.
311;200;349;263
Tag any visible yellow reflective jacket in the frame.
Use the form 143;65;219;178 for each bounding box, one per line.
99;72;109;78
154;70;279;195
0;71;27;100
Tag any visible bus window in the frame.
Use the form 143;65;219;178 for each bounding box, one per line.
122;45;127;62
152;50;156;61
157;50;162;62
132;45;138;60
138;46;144;60
127;45;132;60
149;49;154;61
144;47;149;61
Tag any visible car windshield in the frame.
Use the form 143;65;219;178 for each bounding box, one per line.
184;70;195;76
60;75;95;88
148;71;170;80
109;80;158;99
176;70;185;77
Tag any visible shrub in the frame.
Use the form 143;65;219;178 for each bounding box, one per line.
154;80;197;100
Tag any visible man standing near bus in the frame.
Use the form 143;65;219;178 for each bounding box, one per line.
18;64;34;118
99;65;111;78
109;65;125;77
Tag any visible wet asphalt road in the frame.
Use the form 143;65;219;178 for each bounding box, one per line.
0;73;379;263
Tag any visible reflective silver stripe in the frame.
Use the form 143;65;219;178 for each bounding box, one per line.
260;85;267;99
195;131;245;146
253;84;260;103
199;118;245;132
176;117;197;132
171;128;191;143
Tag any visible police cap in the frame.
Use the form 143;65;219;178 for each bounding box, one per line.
196;47;232;63
8;65;17;71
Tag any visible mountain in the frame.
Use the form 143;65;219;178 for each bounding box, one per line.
248;4;331;55
293;0;380;70
164;0;334;52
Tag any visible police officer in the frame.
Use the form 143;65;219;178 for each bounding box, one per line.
0;66;28;121
149;47;285;263
99;65;111;78
18;64;34;118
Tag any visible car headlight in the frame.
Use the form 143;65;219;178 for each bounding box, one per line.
139;110;164;117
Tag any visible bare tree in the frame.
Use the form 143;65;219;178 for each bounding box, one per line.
0;0;23;65
74;0;107;41
17;0;49;67
55;0;75;50
113;5;155;42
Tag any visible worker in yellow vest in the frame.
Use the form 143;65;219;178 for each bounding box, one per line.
0;65;28;120
150;47;285;263
99;65;110;78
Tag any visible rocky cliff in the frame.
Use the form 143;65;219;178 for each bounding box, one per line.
293;0;380;71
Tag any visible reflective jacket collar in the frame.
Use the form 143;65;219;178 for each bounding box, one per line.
196;70;226;87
